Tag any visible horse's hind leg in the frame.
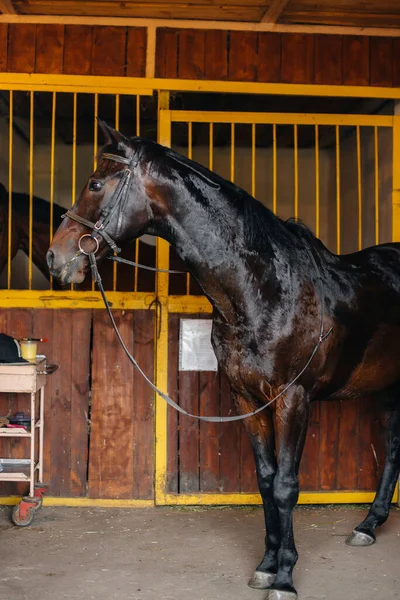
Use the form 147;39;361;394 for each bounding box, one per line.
233;394;280;590
347;401;400;547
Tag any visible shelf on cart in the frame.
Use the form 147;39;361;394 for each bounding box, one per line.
0;428;31;437
0;459;32;481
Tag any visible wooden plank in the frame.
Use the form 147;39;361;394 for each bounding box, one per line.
299;402;320;491
89;310;135;498
167;313;179;493
155;28;178;78
63;25;93;75
358;397;383;490
228;31;258;82
0;24;8;72
126;27;146;77
257;32;281;82
7;24;36;73
314;34;343;85
218;372;241;492
35;24;64;74
69;310;91;496
204;30;228;80
91;25;126;77
132;310;154;499
319;401;340;490
281;33;314;84
49;309;72;496
369;37;393;87
261;0;291;23
393;39;400;87
178;29;205;79
240;423;258;492
178;364;200;492
343;35;370;86
337;399;359;490
199;368;220;492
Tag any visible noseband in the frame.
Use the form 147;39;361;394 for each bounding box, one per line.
61;152;134;255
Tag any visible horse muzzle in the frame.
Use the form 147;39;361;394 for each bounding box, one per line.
46;247;88;284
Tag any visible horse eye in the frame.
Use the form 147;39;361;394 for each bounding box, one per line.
89;180;103;192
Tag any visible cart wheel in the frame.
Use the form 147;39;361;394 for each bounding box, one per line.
11;504;35;527
30;496;43;512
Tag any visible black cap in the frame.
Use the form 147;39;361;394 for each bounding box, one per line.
0;334;28;363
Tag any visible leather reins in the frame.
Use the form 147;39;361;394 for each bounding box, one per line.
62;152;333;423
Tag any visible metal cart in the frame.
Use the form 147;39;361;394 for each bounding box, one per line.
0;356;56;526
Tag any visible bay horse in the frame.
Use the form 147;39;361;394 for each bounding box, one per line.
46;121;400;600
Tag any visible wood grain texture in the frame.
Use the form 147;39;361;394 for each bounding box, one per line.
178;367;200;492
204;30;228;80
370;37;393;86
337;399;359;490
63;25;93;75
155;28;179;78
319;401;340;490
35;24;64;74
343;35;370;85
0;24;8;72
132;310;154;499
178;29;205;79
91;25;126;77
229;31;258;82
89;310;135;499
126;27;147;77
257;32;281;83
314;34;343;85
219;373;241;492
281;33;314;84
167;313;179;493
8;24;36;73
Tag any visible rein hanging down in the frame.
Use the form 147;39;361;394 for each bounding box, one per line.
63;151;333;423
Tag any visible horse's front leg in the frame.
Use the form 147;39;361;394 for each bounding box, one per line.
269;385;309;600
233;393;280;590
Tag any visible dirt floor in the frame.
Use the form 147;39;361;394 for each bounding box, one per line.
0;504;399;600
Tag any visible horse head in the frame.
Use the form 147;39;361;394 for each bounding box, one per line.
47;121;161;284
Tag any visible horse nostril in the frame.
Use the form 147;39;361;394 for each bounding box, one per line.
46;249;55;271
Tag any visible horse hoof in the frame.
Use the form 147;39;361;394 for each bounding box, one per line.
345;530;375;547
268;590;297;600
248;571;276;589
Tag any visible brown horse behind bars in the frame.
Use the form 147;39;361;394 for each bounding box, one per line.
47;122;400;600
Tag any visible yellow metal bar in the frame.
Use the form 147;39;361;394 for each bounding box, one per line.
159;487;398;506
155;96;171;505
336;125;341;254
7;90;12;290
356;126;362;250
136;95;141;135
49;92;56;290
392;116;400;242
294;124;298;219
251;123;256;198
231;123;235;183
209;122;214;171
113;94;120;292
374;126;379;245
3;73;400;101
315;124;320;238
28;90;34;290
273;123;277;215
169;110;393;128
0;290;156;309
168;295;212;313
72;92;77;205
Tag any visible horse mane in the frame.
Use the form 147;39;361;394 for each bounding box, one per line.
0;183;65;226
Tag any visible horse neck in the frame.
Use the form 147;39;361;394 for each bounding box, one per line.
148;177;296;321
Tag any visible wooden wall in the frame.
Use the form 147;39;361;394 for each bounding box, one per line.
0;308;154;499
0;24;399;88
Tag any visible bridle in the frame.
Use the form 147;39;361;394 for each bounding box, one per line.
61;151;333;423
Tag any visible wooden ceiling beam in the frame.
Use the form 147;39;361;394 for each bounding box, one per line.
1;14;400;37
0;0;16;13
261;0;291;24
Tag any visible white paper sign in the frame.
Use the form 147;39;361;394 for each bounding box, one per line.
179;319;218;372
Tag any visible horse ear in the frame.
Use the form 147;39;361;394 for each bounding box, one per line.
98;120;130;156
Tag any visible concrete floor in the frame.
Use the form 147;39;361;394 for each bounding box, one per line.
0;504;399;600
